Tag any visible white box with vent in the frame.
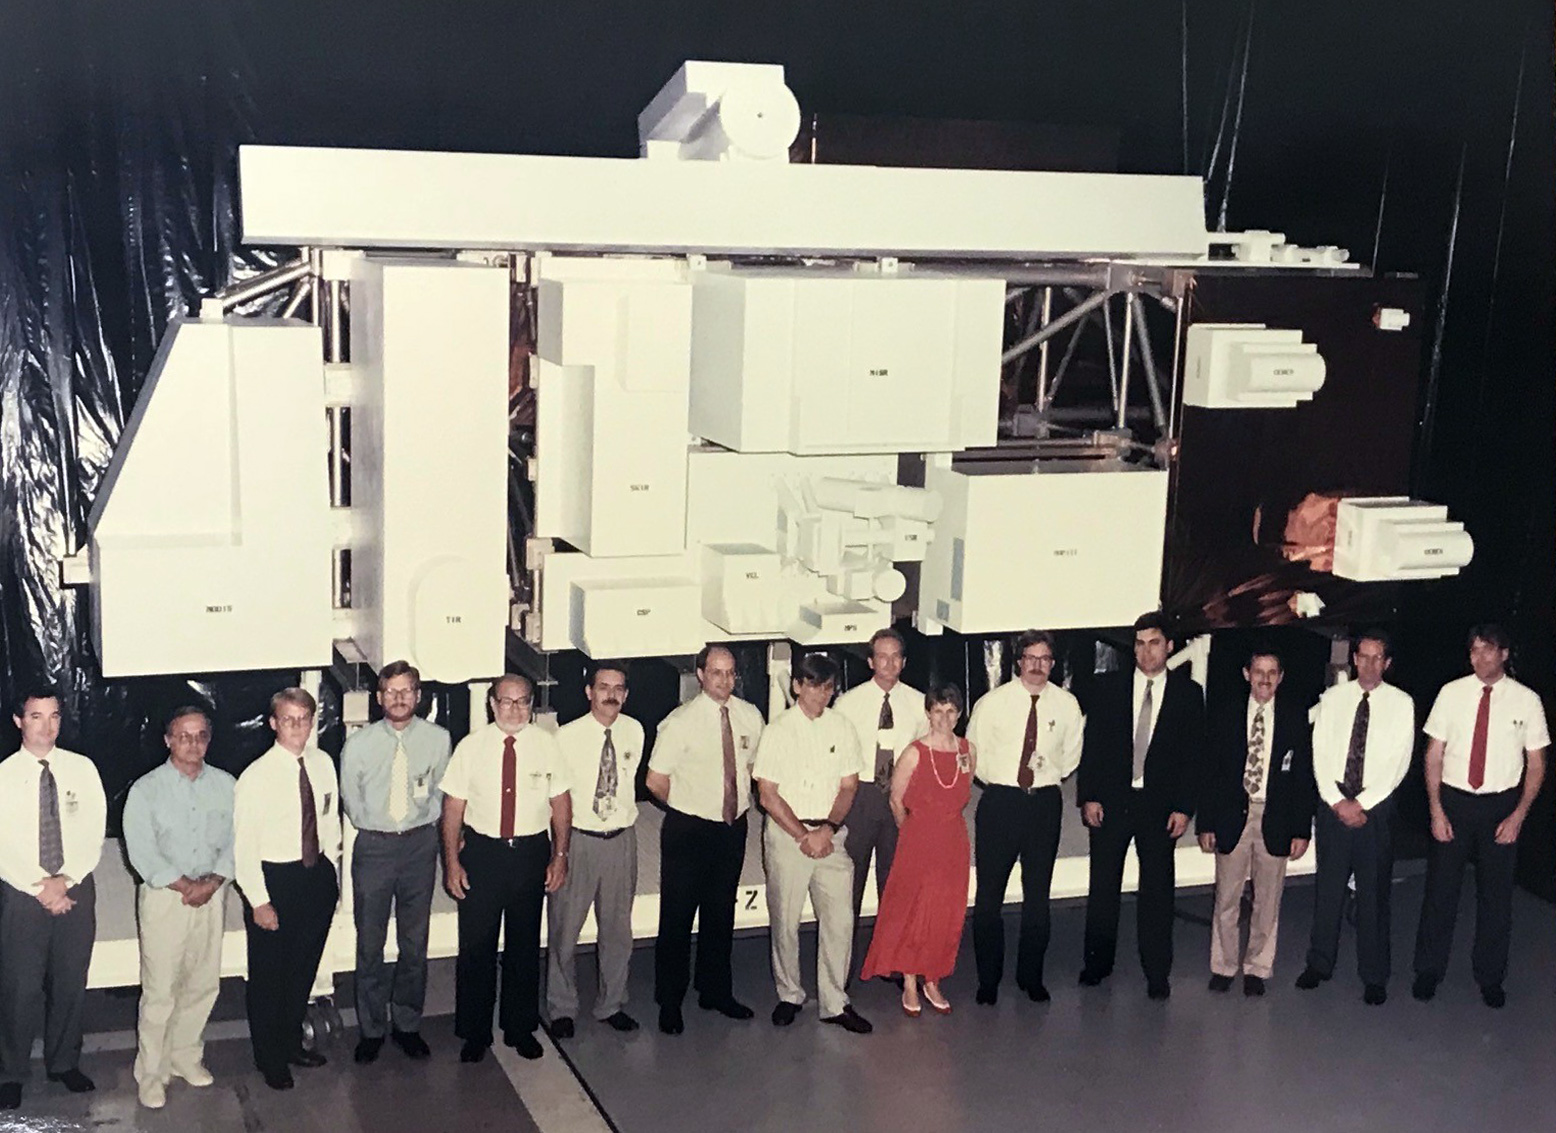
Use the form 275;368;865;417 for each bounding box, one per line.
1183;323;1327;409
1332;497;1474;581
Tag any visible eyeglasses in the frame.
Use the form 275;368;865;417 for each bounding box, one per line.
277;715;314;727
494;696;532;710
170;730;212;744
382;688;420;700
1020;653;1055;665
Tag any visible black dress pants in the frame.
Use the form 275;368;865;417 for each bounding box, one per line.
655;808;747;1007
242;859;338;1076
1081;790;1177;984
1307;796;1395;986
973;784;1061;992
455;830;549;1046
0;875;96;1083
1414;786;1519;988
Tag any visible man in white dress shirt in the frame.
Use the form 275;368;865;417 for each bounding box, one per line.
832;628;927;976
234;687;341;1091
441;674;571;1062
646;645;764;1036
547;661;642;1038
967;631;1084;1005
0;686;108;1112
1413;624;1548;1008
755;652;872;1034
1297;630;1415;1005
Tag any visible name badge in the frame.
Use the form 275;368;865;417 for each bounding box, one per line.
414;773;430;801
1280;750;1294;773
65;790;80;817
739;735;750;750
322;792;333;815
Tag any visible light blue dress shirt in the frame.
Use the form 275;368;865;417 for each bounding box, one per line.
340;716;453;834
122;759;237;888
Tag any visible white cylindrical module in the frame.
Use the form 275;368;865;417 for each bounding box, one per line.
872;566;907;603
1381;524;1475;573
705;81;801;160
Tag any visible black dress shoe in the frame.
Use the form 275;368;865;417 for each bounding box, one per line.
1078;968;1109;987
1363;984;1388;1006
0;1082;20;1109
392;1030;431;1060
288;1049;327;1069
602;1011;639;1033
354;1036;384;1063
1208;974;1234;993
1480;984;1506;1009
659;1005;685;1035
459;1041;488;1063
1147;980;1171;1001
549;1016;575;1040
1411;973;1438;1002
1024;983;1051;1003
1295;968;1329;991
47;1069;95;1093
975;986;998;1005
262;1069;294;1090
505;1032;543;1059
820;1005;873;1034
698;996;755;1020
771;1001;800;1026
1243;975;1266;997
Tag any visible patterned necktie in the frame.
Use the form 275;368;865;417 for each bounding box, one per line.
500;734;517;838
875;692;895;788
1467;685;1491;790
1341;691;1369;798
38;759;64;875
1018;693;1040;789
593;727;618;820
387;734;411;823
1132;679;1154;782
720;706;738;824
298;757;320;867
1243;706;1266;797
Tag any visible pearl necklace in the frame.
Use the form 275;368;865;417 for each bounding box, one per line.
925;740;962;790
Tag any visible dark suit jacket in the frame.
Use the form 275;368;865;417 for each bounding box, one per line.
1078;668;1205;817
1197;692;1316;856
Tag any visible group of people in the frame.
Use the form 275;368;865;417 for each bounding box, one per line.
0;616;1545;1113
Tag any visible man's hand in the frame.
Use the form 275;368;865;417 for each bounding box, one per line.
1333;799;1368;829
35;875;71;909
544;855;567;893
1081;802;1104;828
1289;838;1310;862
1494;809;1527;845
183;878;220;908
1166;812;1190;839
799;827;834;859
1197;832;1216;854
1429;808;1454;844
444;860;470;901
253;903;280;931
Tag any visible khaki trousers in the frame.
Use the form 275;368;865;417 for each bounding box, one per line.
135;884;226;1087
1211;802;1289;979
764;822;854;1019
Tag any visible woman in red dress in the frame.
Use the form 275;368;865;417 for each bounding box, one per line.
860;684;975;1016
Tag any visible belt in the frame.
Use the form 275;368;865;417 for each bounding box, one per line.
985;782;1058;796
574;826;632;841
358;824;435;837
467;828;547;849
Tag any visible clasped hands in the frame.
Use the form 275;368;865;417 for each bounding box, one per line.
797;826;835;859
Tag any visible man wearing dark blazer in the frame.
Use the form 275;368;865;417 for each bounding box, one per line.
1197;647;1315;996
1078;612;1205;1000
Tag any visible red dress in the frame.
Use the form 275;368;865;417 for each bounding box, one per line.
860;738;972;982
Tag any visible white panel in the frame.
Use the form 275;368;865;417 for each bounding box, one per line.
351;258;510;681
239;145;1210;259
90;317;331;676
570;577;705;657
918;466;1168;633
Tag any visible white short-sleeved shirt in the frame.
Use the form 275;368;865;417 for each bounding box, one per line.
1424;674;1550;794
647;693;764;822
832;679;928;781
557;712;644;833
752;706;860;821
439;723;569;837
967;679;1084;788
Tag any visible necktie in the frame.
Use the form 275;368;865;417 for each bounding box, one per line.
875;693;895;788
1018;693;1040;789
1132;679;1154;783
500;734;517;839
38;759;64;875
387;734;411;823
298;757;320;867
593;727;618;820
1340;691;1370;798
1243;706;1266;798
1468;685;1491;790
720;706;738;824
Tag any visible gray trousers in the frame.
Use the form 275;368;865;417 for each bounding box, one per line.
764;821;854;1018
352;825;439;1038
0;875;96;1083
844;781;898;925
546;826;637;1021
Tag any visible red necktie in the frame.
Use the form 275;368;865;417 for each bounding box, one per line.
500;734;517;838
1467;685;1491;790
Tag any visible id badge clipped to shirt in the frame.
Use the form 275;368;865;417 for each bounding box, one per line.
64;789;80;817
414;772;430;801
